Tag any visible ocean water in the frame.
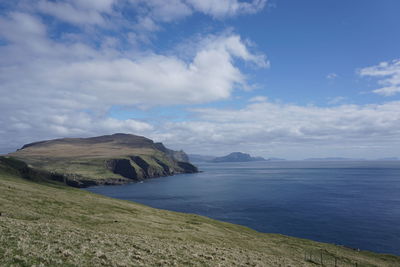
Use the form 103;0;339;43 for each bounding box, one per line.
85;161;400;255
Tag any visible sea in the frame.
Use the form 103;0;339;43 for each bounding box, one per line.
85;161;400;255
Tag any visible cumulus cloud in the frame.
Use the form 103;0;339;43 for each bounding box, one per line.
0;7;266;152
37;0;107;25
186;0;267;18
0;13;264;106
359;59;400;96
124;0;268;35
130;0;266;21
132;0;193;23
29;0;266;32
0;110;154;154
153;100;400;158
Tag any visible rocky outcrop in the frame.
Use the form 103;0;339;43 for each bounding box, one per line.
106;159;138;180
130;156;165;178
154;143;189;162
153;158;173;175
177;161;198;173
106;156;198;181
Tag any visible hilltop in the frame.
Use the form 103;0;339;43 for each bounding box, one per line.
211;152;266;163
0;157;399;266
8;133;197;187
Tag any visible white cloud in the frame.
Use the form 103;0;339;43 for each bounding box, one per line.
249;96;268;102
30;0;267;32
359;59;400;96
124;0;268;35
0;10;266;152
71;0;115;12
37;0;106;25
186;0;267;18
153;100;400;158
327;96;346;105
0;12;46;43
0;31;263;107
326;72;338;80
130;0;267;22
135;16;160;32
0;109;154;154
204;34;268;67
138;0;193;22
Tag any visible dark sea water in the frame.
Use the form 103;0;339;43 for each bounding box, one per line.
85;161;400;255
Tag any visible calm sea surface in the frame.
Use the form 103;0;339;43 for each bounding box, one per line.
85;161;400;255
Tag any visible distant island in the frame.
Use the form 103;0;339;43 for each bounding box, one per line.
5;133;198;187
211;152;266;163
189;153;285;163
266;157;286;161
304;157;366;161
303;157;400;161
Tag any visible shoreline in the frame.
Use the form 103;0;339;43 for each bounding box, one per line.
1;160;400;265
0;155;200;188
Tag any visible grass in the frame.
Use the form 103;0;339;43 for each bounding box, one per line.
28;157;124;180
0;160;399;266
10;139;189;183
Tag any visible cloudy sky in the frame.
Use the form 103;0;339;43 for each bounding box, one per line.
1;0;400;159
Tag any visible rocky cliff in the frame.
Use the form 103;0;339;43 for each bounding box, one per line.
8;133;198;187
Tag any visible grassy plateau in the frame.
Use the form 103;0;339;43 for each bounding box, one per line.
8;134;198;187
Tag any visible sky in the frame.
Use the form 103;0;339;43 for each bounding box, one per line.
1;0;400;159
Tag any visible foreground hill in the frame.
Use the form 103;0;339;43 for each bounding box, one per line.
8;133;197;187
0;158;399;266
212;152;266;163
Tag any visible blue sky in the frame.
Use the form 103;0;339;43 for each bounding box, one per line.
1;0;400;159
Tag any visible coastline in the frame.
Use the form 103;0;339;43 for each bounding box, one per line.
1;165;399;266
0;155;199;188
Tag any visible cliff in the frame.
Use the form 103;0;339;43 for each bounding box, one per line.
8;133;198;187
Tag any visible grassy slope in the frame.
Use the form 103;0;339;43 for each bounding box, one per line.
0;163;399;266
10;137;189;182
11;147;170;181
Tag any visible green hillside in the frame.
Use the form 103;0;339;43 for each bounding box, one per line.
0;157;399;266
8;134;197;187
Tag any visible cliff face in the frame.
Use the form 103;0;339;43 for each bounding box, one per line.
154;142;189;162
8;133;198;187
